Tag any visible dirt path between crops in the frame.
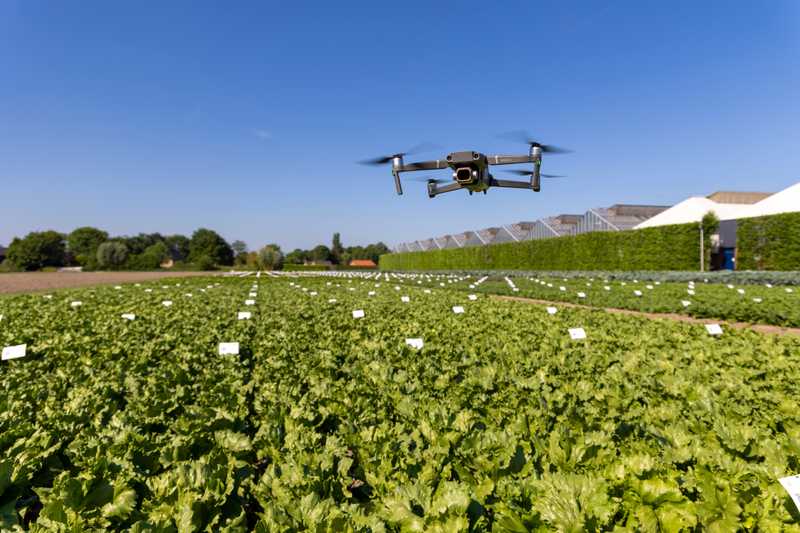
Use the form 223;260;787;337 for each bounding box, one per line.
492;294;800;337
0;271;220;294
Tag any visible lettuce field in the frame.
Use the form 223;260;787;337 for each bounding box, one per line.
2;274;800;531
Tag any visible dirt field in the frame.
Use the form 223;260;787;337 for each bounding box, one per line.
0;271;220;294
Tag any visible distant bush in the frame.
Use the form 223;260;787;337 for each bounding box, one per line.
283;264;328;271
96;242;129;270
258;245;284;270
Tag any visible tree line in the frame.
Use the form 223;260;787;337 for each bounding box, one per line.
0;228;388;272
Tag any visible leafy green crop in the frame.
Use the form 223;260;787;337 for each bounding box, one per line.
2;275;800;530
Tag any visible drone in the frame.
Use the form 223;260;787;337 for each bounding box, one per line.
361;132;570;198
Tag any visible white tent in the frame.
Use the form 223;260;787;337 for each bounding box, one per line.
745;181;800;218
635;197;751;229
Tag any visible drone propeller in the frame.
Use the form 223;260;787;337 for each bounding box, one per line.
505;169;567;178
359;142;441;166
410;176;449;184
498;130;571;154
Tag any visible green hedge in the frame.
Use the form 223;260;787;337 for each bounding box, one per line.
380;223;702;271
282;263;329;271
737;212;800;270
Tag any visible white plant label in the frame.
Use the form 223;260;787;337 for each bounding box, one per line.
249;292;257;297
309;291;317;296
452;306;465;314
681;300;691;307
604;286;611;291
705;324;723;336
559;286;566;291
405;338;424;350
424;289;431;294
2;344;26;361
114;286;122;290
787;288;794;293
185;293;193;298
633;290;642;296
121;313;136;321
727;284;734;289
352;309;365;319
469;284;475;289
546;306;558;315
71;301;82;307
238;312;252;320
401;296;410;303
218;342;239;355
779;475;800;512
766;283;772;288
328;298;337;303
468;294;478;301
577;292;586;298
162;301;173;307
753;298;763;303
368;291;376;296
737;289;745;295
245;299;255;306
687;289;695;295
44;294;53;299
144;289;153;293
569;328;587;340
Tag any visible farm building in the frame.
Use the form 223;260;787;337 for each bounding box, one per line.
349;259;377;268
576;204;669;233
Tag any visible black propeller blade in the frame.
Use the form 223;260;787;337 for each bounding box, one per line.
359;142;441;166
498;130;571;154
410;176;449;184
505;169;567;178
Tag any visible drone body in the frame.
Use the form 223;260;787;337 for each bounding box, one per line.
362;134;568;198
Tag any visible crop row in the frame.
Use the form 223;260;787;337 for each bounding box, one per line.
2;276;800;530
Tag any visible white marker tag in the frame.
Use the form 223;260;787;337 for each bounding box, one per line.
727;284;734;289
604;286;611;291
687;289;695;295
348;287;355;291
569;328;587;340
43;294;53;299
766;283;773;288
681;300;691;307
737;289;745;295
219;342;239;355
468;294;478;301
633;290;642;296
352;309;365;319
249;292;257;297
394;286;400;291
786;288;794;293
71;301;82;307
121;313;136;320
577;292;586;298
257;272;262;278
405;338;424;350
368;291;376;296
469;284;475;289
705;324;723;336
452;306;465;314
162;300;173;307
439;283;445;287
424;289;431;294
238;312;251;320
753;297;763;303
2;344;26;361
114;286;122;290
245;299;255;306
135;283;141;287
779;475;800;512
401;296;410;303
328;298;337;303
185;293;193;298
512;287;519;292
546;306;558;315
559;286;566;291
646;285;654;290
310;291;317;296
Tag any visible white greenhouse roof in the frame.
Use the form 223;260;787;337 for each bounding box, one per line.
746;181;800;218
634;197;749;229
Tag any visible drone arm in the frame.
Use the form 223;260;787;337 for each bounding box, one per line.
486;154;536;166
489;178;536;190
428;181;463;198
399;159;450;172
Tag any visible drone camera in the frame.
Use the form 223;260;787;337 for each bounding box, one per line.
455;167;475;183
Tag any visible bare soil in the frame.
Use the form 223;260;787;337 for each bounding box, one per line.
0;271;219;294
492;294;800;337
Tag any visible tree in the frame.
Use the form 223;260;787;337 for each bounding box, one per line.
165;235;191;261
96;242;129;270
310;245;332;262
121;233;164;255
285;248;307;265
127;241;169;270
189;228;234;266
258;244;283;270
231;240;248;256
331;233;343;264
6;231;66;271
67;227;108;266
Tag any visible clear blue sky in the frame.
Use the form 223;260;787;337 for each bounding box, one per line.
1;1;798;251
